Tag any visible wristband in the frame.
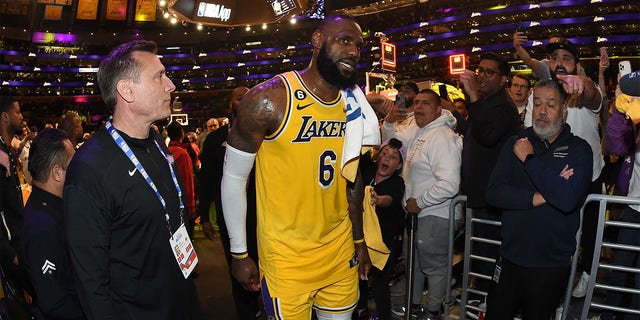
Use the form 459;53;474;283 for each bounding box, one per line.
231;252;249;260
353;238;365;244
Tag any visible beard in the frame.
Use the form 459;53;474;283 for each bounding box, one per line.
317;45;357;89
550;64;576;78
533;116;563;140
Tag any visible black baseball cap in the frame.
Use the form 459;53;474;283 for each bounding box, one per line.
620;70;640;97
546;38;579;60
393;81;419;95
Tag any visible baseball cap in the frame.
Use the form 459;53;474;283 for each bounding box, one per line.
546;38;579;60
393;81;419;95
620;70;640;97
380;138;407;163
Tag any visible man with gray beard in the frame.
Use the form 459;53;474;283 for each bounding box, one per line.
485;79;592;319
522;38;605;299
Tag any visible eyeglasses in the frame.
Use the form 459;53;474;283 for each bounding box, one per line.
475;67;501;77
511;83;529;89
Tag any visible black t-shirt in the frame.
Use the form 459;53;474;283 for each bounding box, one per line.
361;154;406;248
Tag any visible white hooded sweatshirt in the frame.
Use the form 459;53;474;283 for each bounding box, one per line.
402;109;462;219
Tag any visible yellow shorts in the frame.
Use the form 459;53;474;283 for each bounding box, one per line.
261;272;359;320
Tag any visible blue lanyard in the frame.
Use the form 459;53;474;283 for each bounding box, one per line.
105;118;184;234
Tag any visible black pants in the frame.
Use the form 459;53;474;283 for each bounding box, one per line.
217;212;261;320
485;258;569;320
216;173;261;320
356;248;398;320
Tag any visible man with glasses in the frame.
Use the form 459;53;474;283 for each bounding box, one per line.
509;74;531;125
459;52;521;310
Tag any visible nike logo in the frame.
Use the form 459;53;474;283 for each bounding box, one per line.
128;168;137;176
296;103;313;110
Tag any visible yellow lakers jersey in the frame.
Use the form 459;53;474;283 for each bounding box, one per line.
256;71;356;297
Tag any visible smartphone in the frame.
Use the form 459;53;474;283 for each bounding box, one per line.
515;24;527;36
438;84;449;101
619;61;631;77
395;94;406;109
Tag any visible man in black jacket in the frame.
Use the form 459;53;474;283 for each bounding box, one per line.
485;79;592;318
21;128;85;319
198;86;262;320
64;40;203;320
459;52;521;300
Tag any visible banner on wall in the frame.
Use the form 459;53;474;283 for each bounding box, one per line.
135;0;156;22
44;4;63;20
3;0;30;15
76;0;98;20
106;0;127;20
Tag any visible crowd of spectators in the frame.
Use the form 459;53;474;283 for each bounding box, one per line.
1;0;638;102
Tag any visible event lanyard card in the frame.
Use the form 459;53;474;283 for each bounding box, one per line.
169;223;198;278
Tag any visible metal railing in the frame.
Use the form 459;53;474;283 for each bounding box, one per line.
568;194;640;320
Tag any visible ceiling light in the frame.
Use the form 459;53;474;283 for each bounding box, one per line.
262;23;267;30
170;17;178;24
159;0;166;6
163;11;170;19
197;24;203;30
290;17;297;24
245;25;251;31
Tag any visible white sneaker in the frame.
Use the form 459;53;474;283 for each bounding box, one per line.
554;305;563;320
572;271;590;298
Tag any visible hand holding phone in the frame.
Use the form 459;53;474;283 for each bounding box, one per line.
513;25;528;47
619;61;631;77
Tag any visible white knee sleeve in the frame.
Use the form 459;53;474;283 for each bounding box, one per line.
315;310;353;320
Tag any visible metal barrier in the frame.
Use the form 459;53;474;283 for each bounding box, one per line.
459;206;502;319
445;193;639;319
444;195;466;317
564;194;640;320
443;195;502;319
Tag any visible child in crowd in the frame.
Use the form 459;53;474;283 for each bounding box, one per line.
356;138;406;320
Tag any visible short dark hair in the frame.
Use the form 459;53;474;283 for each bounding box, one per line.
58;111;81;133
166;121;184;141
533;79;567;105
97;40;158;111
0;96;17;113
418;88;442;106
28;128;71;183
480;52;509;76
453;98;466;104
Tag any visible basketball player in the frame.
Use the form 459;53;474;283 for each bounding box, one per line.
221;15;371;320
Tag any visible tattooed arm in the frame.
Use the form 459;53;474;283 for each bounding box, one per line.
227;77;287;152
222;77;286;291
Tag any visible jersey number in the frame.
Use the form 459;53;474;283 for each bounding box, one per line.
319;150;337;188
